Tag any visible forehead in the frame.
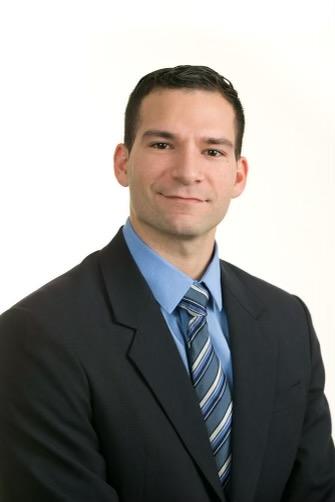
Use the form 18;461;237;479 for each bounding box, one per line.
136;88;236;137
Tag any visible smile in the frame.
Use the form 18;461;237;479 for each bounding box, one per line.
159;193;207;203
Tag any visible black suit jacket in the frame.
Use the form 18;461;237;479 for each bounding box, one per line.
0;229;334;502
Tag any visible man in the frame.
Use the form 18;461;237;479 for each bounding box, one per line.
0;65;334;502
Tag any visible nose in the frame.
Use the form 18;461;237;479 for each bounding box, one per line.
170;146;204;185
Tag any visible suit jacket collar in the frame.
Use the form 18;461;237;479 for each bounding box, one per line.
99;229;278;502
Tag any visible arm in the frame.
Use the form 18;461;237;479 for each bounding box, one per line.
282;298;335;501
0;307;119;502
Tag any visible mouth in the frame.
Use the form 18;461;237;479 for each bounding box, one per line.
158;193;208;203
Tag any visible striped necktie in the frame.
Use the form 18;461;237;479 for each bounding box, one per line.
178;282;233;487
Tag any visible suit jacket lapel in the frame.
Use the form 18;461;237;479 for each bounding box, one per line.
99;230;226;502
221;262;278;502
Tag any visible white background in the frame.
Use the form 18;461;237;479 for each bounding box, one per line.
1;1;334;423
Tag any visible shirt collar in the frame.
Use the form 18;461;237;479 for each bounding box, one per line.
122;219;222;313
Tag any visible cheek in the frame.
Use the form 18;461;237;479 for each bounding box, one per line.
211;172;234;193
128;172;154;208
132;168;166;193
211;176;238;206
127;165;149;188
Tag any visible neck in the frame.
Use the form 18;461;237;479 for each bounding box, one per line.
130;219;216;280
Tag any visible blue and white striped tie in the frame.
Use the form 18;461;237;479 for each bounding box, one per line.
179;282;233;487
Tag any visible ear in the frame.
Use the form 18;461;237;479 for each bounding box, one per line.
232;156;248;198
114;143;130;187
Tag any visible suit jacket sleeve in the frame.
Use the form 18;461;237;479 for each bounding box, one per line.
0;306;120;502
282;297;335;501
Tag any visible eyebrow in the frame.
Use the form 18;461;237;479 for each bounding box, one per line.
204;137;234;149
142;130;176;140
142;129;234;149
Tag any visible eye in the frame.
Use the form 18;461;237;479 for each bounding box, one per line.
205;149;224;157
150;142;171;150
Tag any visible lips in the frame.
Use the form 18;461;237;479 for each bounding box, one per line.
159;193;207;203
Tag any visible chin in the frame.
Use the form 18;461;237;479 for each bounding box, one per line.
136;212;219;241
158;220;216;240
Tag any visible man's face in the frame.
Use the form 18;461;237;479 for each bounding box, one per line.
114;88;248;244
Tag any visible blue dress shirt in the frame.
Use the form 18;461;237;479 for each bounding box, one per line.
122;220;233;387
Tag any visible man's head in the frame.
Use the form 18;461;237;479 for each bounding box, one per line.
124;65;245;159
114;68;248;250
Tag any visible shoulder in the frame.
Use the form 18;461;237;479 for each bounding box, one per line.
9;249;101;316
220;260;295;301
220;259;311;327
4;228;128;319
0;248;107;355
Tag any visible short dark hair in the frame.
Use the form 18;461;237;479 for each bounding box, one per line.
124;65;245;158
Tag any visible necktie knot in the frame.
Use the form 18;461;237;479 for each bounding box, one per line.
179;282;210;318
